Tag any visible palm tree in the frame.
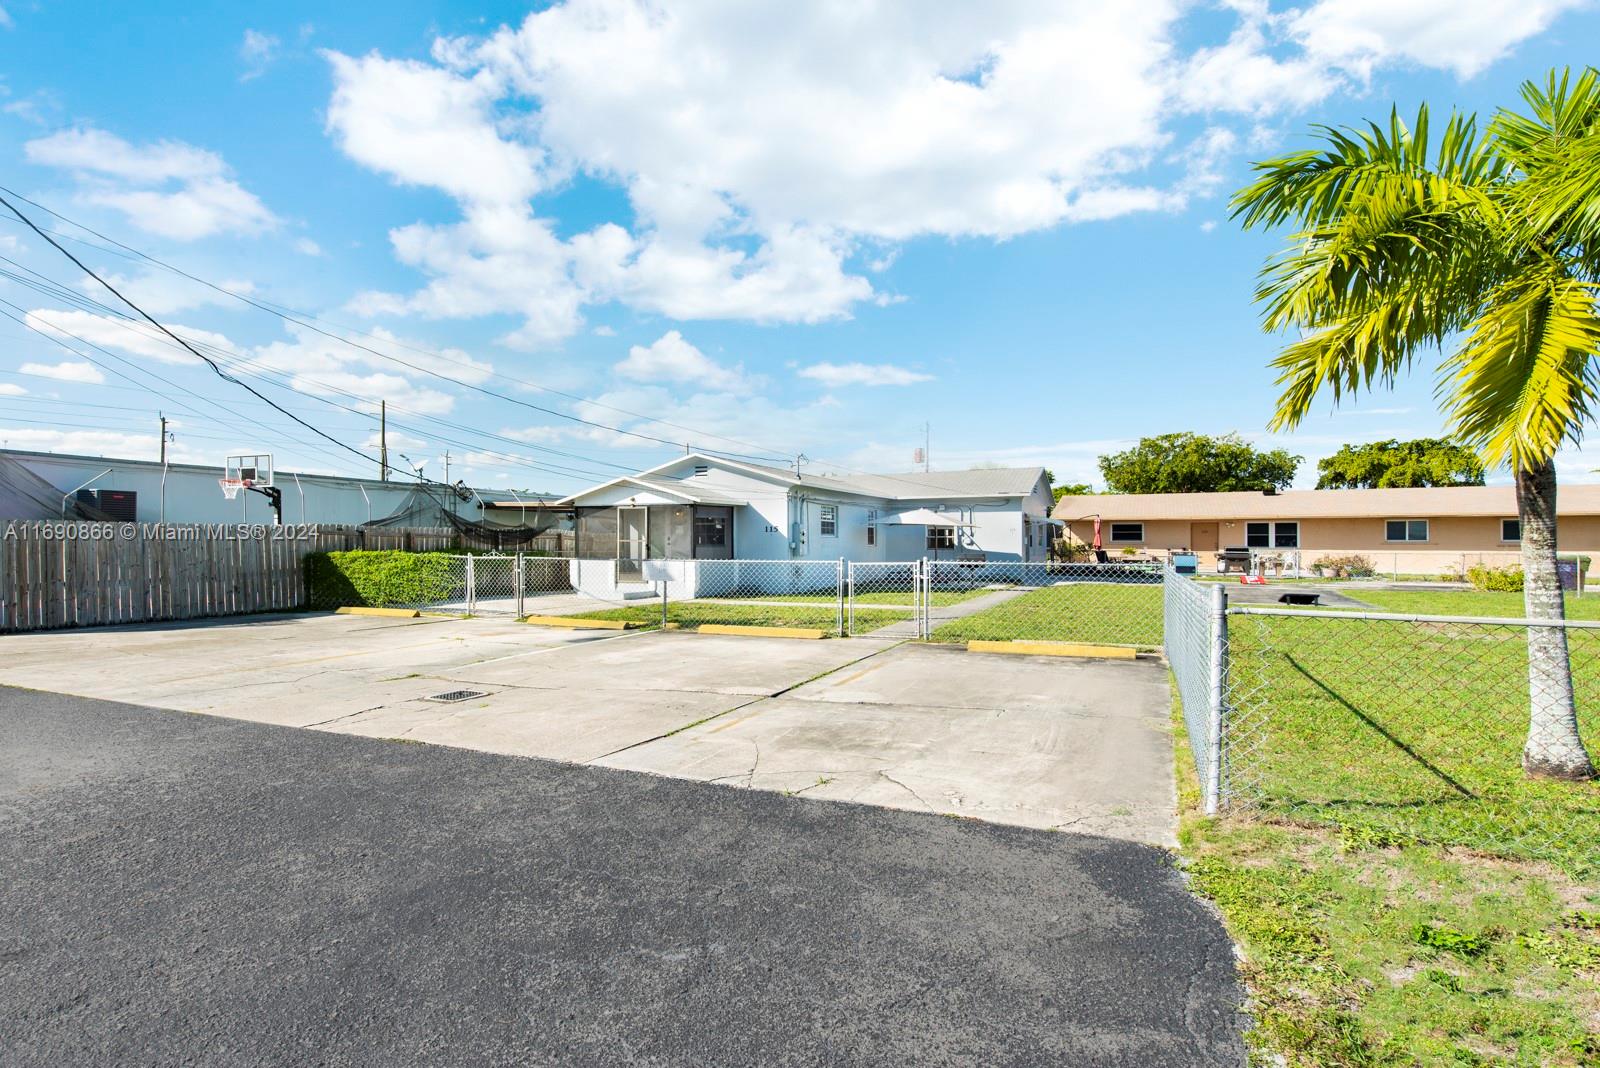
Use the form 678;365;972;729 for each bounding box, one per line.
1232;68;1600;781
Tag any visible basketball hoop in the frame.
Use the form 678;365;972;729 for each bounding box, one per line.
219;478;246;500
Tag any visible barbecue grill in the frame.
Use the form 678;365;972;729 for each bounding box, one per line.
1215;546;1253;574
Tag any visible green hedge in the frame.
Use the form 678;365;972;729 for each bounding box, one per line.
305;550;461;609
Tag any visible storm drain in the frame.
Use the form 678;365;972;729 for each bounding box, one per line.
427;689;488;703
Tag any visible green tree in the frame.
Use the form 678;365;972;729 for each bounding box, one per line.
1315;438;1486;489
1232;68;1600;780
1051;483;1093;504
1097;432;1300;494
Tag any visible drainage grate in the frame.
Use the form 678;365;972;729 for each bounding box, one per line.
427;689;487;703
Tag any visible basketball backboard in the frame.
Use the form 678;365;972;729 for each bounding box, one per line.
224;453;274;488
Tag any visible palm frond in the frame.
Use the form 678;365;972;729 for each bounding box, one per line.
1492;67;1600;263
1443;265;1600;470
1232;106;1502;232
1267;295;1434;431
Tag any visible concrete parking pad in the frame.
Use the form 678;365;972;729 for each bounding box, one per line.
0;689;1245;1067
599;644;1177;843
0;613;1177;844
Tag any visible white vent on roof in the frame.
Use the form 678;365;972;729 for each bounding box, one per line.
692;465;709;478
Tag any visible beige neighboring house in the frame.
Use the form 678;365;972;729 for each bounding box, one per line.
1052;484;1600;574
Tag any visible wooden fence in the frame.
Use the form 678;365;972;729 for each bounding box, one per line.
0;522;573;633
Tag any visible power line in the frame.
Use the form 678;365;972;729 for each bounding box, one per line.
0;187;969;496
0;190;387;472
0;186;797;463
0;249;652;481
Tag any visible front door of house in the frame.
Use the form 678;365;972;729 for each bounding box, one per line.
618;507;648;579
1190;522;1219;551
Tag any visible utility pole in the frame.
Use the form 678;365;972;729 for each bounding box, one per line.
379;400;389;481
443;451;453;518
159;413;170;525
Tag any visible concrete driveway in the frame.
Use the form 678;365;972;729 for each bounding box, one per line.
0;613;1177;844
0;688;1245;1067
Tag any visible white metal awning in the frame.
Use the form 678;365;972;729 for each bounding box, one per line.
883;507;974;526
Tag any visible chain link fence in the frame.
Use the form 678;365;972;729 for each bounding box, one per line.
1225;606;1600;873
847;562;922;637
921;560;1164;647
1161;568;1600;873
309;552;1172;640
1163;566;1226;812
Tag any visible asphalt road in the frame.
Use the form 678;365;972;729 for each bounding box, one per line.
0;687;1244;1067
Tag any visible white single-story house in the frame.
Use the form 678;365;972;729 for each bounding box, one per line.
488;452;1057;568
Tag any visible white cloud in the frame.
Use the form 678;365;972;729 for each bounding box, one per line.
321;1;1589;337
24;127;277;240
0;427;175;459
1290;0;1588;78
614;331;747;390
323;49;543;206
18;360;105;384
88;271;255;315
1178;0;1588;114
798;362;933;387
239;29;280;81
20;306;484;417
0;5;12;30
24;309;235;365
294;237;324;256
0;382;26;396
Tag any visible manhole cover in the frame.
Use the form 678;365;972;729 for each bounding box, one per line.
427;689;487;703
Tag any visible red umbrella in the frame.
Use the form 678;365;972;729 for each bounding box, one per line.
1091;516;1102;551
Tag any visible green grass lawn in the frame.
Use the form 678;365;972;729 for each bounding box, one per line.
929;581;1163;647
1224;609;1600;874
1338;587;1600;620
1174;707;1600;1067
563;600;905;633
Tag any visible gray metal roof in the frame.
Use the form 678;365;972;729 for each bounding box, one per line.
735;460;1045;500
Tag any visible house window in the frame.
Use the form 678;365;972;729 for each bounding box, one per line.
1386;519;1430;542
1109;522;1143;543
1247;521;1298;548
927;525;957;550
819;504;838;537
866;509;877;547
693;514;727;547
1501;518;1521;542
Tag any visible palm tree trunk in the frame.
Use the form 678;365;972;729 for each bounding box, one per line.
1517;458;1595;780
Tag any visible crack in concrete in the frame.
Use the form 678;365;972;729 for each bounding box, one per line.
877;770;940;812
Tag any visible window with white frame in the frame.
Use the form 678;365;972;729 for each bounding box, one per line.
1109;522;1143;542
866;508;877;546
927;525;956;550
1501;518;1521;542
1385;519;1430;542
819;504;838;537
1246;521;1298;548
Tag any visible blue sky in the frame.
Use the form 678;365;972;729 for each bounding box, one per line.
1;0;1597;494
